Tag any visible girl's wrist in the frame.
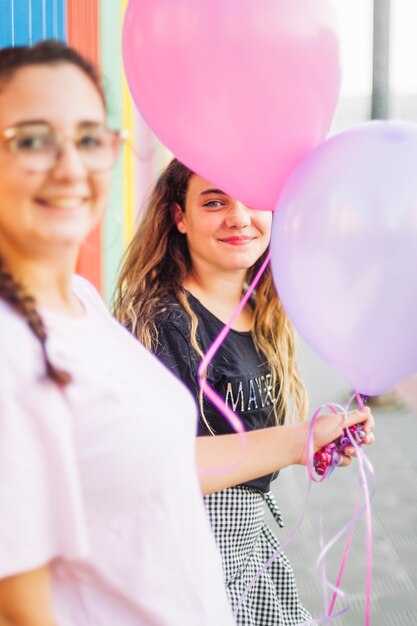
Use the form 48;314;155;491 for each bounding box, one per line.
274;423;306;467
294;422;309;465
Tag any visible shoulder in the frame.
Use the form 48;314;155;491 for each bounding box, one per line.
151;296;195;360
154;295;191;335
71;274;108;313
0;299;42;370
0;297;27;329
0;301;60;406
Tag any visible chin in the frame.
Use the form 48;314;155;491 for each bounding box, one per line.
36;223;93;249
227;252;260;270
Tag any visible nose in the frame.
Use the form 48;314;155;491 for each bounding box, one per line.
224;201;251;229
50;139;86;179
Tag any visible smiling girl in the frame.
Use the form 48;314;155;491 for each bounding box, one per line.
0;44;235;626
115;158;375;625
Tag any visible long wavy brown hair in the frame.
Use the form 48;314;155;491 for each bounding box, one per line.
114;158;308;424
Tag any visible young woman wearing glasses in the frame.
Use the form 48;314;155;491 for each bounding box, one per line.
0;42;235;626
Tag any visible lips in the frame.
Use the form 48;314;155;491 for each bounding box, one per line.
219;236;256;245
36;197;89;209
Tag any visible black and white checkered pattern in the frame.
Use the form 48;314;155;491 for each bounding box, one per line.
204;487;312;625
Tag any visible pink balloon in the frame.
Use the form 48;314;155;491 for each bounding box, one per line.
270;121;417;396
122;0;341;211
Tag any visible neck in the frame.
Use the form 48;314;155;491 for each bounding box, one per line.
0;245;83;316
183;266;253;331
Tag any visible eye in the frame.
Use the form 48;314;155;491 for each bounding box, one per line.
204;199;225;209
77;133;105;150
14;132;53;152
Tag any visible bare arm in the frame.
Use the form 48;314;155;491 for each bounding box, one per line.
197;407;375;494
0;566;56;626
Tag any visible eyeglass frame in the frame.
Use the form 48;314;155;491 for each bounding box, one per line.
0;121;129;173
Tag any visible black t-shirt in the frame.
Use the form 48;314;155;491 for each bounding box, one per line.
154;292;282;492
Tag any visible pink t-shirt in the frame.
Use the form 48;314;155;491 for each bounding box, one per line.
0;275;235;626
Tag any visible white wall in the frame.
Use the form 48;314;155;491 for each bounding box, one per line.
330;0;417;133
300;0;417;407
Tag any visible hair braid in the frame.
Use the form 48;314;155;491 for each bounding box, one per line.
0;258;71;386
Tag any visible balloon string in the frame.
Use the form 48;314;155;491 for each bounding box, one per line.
327;493;359;616
345;392;373;626
325;446;373;624
327;393;360;616
318;392;374;624
318;501;329;617
357;427;373;626
235;479;312;617
302;392;374;625
306;403;339;483
237;393;374;624
196;253;271;475
235;491;353;624
198;252;271;378
194;251;373;623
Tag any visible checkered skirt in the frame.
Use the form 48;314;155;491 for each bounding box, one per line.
203;487;312;626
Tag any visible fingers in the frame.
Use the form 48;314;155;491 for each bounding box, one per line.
337;453;352;468
359;406;375;443
363;431;375;445
346;407;375;434
340;412;376;464
344;445;357;457
345;406;370;427
337;406;376;469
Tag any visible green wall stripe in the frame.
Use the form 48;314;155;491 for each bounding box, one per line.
99;0;125;306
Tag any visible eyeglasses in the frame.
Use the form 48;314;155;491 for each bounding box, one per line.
0;122;127;173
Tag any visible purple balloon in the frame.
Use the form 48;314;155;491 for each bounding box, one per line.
270;121;417;396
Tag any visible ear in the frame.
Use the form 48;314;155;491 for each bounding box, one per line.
171;203;187;234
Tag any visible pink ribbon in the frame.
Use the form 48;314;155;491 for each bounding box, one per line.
197;253;271;475
195;256;374;624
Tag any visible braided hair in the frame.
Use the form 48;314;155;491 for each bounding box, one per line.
0;258;71;385
0;40;104;385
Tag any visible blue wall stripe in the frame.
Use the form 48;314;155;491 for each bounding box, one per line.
0;0;66;49
29;0;45;43
30;0;65;42
57;0;65;40
0;1;14;48
13;0;31;45
44;0;56;38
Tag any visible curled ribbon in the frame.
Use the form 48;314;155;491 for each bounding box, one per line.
195;255;374;625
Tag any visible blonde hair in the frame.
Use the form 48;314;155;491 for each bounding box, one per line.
114;158;308;425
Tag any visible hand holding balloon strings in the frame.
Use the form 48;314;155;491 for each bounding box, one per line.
314;422;366;476
306;404;375;481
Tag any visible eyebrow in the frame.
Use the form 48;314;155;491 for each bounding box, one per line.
9;119;48;128
199;188;228;197
10;119;103;128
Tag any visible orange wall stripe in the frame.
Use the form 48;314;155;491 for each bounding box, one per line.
66;0;102;292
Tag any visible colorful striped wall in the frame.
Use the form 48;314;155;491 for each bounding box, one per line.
0;0;171;303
